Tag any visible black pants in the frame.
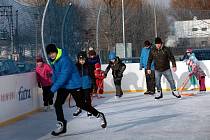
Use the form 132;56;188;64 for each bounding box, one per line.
54;88;99;122
114;77;123;96
42;86;54;106
82;88;92;106
145;70;155;93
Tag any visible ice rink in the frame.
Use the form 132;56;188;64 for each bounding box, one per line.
1;91;210;140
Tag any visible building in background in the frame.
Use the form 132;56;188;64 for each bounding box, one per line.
175;16;210;48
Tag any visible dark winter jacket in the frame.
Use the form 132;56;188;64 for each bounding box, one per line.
76;63;92;89
49;48;81;93
87;55;101;79
105;57;126;79
147;46;176;72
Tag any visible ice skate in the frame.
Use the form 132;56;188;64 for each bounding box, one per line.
97;112;107;128
187;85;195;90
43;106;48;112
172;90;181;98
51;121;67;136
155;90;163;99
73;108;82;116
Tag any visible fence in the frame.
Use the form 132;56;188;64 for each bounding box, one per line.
0;0;210;76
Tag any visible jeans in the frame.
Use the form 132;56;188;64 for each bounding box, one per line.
155;69;176;91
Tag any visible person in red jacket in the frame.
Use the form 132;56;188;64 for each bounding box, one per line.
35;57;53;111
94;63;105;98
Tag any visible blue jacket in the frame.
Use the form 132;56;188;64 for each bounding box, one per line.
140;47;154;70
49;48;81;93
76;63;92;89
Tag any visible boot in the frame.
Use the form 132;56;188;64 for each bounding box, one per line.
144;91;150;95
155;90;163;99
51;120;67;136
97;112;107;128
73;108;82;116
172;90;181;98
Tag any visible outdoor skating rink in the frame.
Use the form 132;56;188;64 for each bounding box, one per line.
1;91;210;140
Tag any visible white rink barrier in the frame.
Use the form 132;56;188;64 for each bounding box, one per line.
0;60;209;124
102;60;210;93
0;72;42;124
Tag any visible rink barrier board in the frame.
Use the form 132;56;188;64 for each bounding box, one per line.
0;60;209;126
0;108;41;127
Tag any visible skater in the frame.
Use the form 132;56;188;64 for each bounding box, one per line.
186;59;206;92
45;44;107;136
94;63;105;98
185;49;198;90
139;40;155;95
35;57;54;111
147;37;181;99
74;51;92;117
87;49;101;97
104;52;126;98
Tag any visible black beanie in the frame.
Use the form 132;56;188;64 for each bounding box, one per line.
144;40;151;46
77;51;87;60
46;44;58;54
155;37;162;44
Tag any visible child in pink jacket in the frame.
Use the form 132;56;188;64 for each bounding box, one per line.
186;60;206;92
35;57;54;111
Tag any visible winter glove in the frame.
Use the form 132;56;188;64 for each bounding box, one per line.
38;82;41;88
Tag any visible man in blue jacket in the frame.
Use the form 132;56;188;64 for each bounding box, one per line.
46;44;107;136
140;40;155;95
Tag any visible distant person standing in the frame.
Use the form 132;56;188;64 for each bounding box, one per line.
140;40;155;95
87;48;101;96
104;52;126;98
147;37;181;99
35;57;53;111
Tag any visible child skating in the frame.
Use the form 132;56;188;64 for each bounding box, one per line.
94;63;105;98
104;52;126;98
74;51;93;117
35;57;54;111
186;60;206;93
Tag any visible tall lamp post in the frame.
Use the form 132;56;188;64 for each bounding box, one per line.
153;0;157;37
41;0;51;64
61;3;72;49
96;5;102;57
122;0;126;58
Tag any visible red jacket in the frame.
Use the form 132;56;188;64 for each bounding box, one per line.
36;63;52;87
94;69;105;80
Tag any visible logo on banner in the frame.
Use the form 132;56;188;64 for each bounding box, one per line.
18;86;31;101
0;92;16;102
